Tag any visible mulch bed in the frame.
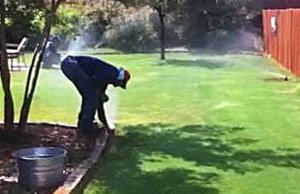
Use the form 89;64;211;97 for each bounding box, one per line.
0;123;94;194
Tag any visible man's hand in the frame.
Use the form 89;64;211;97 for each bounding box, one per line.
105;126;116;136
102;94;109;103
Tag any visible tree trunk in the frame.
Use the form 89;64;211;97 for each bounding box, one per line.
18;46;41;131
0;0;14;131
157;6;166;60
18;0;63;131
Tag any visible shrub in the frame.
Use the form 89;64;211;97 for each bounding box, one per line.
182;2;262;51
104;22;158;53
151;13;184;48
103;7;159;53
81;0;126;47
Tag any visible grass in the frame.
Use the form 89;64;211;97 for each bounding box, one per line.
2;52;300;194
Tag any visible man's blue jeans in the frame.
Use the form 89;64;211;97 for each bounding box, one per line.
61;56;96;131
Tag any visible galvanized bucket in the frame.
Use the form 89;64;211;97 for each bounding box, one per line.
13;147;67;190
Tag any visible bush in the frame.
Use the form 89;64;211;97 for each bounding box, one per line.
151;13;184;48
182;2;262;51
81;0;126;47
103;7;159;53
104;22;158;53
194;29;261;52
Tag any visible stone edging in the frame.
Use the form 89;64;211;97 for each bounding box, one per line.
0;122;109;194
52;127;109;194
26;122;77;129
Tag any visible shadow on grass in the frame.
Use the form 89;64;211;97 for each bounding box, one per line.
87;123;300;194
166;59;225;69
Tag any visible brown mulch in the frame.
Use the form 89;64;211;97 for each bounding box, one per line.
0;123;95;194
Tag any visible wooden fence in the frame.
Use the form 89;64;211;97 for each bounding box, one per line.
263;9;300;76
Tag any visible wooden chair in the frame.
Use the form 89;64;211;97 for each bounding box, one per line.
6;37;29;71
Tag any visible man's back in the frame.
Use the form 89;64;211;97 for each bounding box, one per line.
73;56;119;87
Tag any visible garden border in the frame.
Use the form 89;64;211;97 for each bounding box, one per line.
4;122;109;194
50;124;109;194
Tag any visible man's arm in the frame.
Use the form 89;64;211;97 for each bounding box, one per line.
97;84;109;127
98;101;108;127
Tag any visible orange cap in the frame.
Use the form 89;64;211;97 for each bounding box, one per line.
124;70;131;83
120;70;131;89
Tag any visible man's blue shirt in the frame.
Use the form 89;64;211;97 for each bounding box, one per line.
73;56;120;90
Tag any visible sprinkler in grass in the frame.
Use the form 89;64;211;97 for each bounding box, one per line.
264;71;289;82
66;34;84;56
159;60;167;66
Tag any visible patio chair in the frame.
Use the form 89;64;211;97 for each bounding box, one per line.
6;37;29;71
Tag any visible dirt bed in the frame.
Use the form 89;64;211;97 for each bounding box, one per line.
0;123;94;194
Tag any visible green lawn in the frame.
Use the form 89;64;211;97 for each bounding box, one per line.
2;53;300;194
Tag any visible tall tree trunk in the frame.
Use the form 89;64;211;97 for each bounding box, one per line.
0;0;14;131
18;0;63;131
157;5;166;60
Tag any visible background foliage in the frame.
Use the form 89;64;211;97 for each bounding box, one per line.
5;0;264;52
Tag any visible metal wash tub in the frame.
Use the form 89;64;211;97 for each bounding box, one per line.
13;147;66;190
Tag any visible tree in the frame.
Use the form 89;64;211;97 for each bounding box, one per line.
0;0;14;132
154;1;167;60
116;0;183;60
18;0;64;131
0;0;64;133
5;0;47;48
